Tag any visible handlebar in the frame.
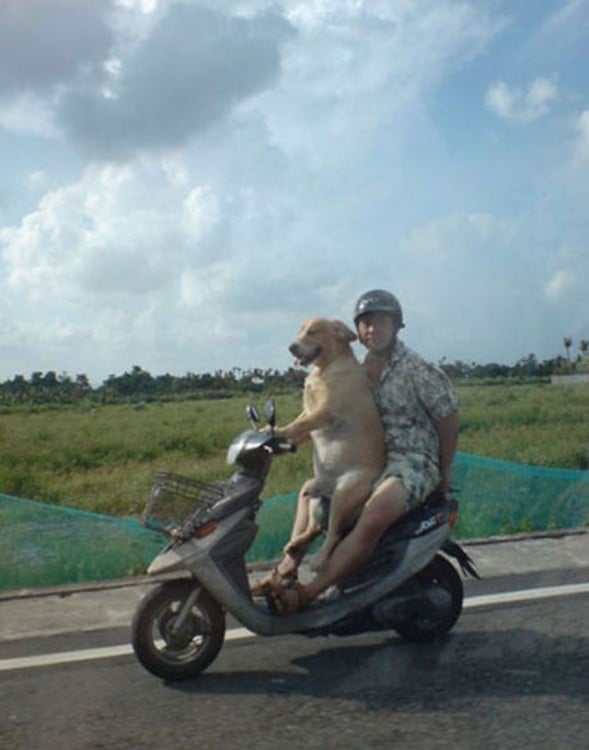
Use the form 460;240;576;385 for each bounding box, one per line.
269;437;297;455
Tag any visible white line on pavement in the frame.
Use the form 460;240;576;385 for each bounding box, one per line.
0;627;253;672
463;582;589;609
1;583;588;673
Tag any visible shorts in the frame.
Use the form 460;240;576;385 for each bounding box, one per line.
375;452;440;513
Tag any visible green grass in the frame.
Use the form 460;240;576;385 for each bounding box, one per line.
2;382;588;589
0;395;307;515
457;383;589;469
0;382;588;517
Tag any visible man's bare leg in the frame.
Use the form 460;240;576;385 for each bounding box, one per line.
303;478;408;601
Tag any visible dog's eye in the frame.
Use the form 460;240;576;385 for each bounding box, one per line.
307;329;316;336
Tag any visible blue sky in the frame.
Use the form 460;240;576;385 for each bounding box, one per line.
1;0;588;383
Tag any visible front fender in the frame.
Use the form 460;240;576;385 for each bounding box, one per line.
147;546;186;576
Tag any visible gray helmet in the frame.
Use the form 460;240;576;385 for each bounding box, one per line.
353;289;404;328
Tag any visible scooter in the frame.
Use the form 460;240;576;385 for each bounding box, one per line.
131;401;478;681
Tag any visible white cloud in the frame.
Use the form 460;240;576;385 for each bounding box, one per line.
392;211;589;366
254;0;499;167
0;1;587;382
0;92;59;138
574;110;589;163
544;241;589;305
0;145;335;379
485;77;558;123
394;212;536;357
545;269;575;301
117;0;160;12
26;171;48;189
1;161;228;300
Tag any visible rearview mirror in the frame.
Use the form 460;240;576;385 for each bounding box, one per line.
264;399;276;429
246;404;260;427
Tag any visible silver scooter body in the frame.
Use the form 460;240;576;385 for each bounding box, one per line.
147;507;451;635
132;402;475;678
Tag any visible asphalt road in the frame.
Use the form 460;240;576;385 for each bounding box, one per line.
1;532;588;749
0;593;589;750
1;575;588;750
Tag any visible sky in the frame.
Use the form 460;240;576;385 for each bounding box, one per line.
1;0;588;385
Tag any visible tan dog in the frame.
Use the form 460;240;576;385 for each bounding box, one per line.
279;318;385;570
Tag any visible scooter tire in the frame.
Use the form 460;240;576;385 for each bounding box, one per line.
132;580;225;681
393;554;463;643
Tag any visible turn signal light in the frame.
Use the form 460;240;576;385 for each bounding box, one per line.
448;507;459;529
195;522;218;538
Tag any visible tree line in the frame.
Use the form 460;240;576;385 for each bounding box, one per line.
0;365;306;406
0;350;585;407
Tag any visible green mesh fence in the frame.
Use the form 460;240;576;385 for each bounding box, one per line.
1;452;588;591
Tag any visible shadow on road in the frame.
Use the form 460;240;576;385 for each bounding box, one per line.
166;627;588;709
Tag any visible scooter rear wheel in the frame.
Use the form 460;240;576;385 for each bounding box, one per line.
132;580;225;680
393;554;463;643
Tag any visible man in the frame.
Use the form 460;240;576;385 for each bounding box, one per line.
262;289;460;614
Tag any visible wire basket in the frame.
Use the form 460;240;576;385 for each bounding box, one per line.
141;470;226;534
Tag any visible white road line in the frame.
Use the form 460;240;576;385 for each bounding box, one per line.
1;583;588;673
0;644;133;670
464;582;589;609
0;627;253;672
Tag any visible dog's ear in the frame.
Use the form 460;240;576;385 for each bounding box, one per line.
331;320;357;343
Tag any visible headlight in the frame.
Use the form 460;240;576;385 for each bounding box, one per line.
226;437;242;465
226;430;267;465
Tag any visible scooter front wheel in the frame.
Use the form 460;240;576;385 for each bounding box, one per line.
393;554;463;643
132;580;225;680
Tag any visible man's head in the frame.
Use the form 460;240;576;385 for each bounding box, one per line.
353;289;404;353
353;289;404;328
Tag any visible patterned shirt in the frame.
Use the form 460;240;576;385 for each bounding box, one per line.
366;339;458;466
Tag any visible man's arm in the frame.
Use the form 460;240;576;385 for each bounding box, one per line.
437;411;459;494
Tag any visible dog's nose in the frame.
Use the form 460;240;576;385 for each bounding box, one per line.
289;342;301;356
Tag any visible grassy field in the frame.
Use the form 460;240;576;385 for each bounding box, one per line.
1;382;588;517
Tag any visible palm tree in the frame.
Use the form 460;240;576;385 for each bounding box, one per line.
580;339;589;357
563;336;573;362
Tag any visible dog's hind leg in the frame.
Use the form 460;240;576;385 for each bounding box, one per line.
310;473;374;571
285;523;323;558
279;479;324;558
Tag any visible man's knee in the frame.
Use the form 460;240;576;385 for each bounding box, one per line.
370;477;408;507
361;479;408;532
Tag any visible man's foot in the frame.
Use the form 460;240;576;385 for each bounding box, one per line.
250;549;302;596
269;582;311;615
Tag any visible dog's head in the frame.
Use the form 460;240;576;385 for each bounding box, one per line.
289;318;357;368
